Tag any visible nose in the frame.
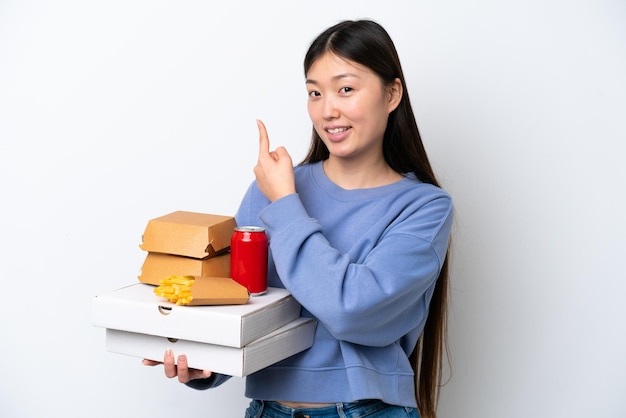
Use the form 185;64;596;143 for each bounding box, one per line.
321;97;339;120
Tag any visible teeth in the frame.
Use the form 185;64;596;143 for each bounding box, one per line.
327;127;347;134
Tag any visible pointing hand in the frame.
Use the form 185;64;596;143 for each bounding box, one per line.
253;120;296;202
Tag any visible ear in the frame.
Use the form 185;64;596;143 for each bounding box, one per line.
386;78;403;113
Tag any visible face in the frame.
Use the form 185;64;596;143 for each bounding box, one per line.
306;52;401;164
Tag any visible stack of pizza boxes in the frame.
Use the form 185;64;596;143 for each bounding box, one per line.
92;211;317;377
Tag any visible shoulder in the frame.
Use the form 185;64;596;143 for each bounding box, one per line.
396;174;452;209
390;178;454;239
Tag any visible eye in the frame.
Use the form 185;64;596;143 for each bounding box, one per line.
308;90;321;98
339;87;353;94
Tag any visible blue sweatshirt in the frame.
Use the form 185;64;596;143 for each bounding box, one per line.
192;161;453;408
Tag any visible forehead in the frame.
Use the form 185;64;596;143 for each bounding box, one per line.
306;52;374;81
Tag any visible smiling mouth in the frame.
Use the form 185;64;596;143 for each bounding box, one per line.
326;127;349;134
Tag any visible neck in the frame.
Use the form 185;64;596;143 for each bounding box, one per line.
323;157;403;190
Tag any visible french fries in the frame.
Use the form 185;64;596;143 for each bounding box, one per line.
154;275;196;305
154;275;250;306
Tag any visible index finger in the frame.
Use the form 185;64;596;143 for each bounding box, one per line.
257;119;270;156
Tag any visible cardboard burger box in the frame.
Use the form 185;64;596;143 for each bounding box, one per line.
92;283;301;348
105;317;317;377
138;252;231;286
139;211;236;259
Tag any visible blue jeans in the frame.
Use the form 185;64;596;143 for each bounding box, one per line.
244;399;418;418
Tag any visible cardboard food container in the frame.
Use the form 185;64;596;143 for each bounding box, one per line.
138;252;231;286
92;283;301;348
105;317;317;377
154;276;250;306
139;211;236;259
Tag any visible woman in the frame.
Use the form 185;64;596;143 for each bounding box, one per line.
146;19;453;418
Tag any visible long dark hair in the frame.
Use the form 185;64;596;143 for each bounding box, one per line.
302;20;450;418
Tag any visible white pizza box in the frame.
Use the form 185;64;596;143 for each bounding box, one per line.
105;317;317;377
93;283;301;348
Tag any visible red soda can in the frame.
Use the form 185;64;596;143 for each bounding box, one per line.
230;226;268;296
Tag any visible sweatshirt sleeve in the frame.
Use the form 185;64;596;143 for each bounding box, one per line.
235;181;271;227
185;373;231;390
259;192;453;347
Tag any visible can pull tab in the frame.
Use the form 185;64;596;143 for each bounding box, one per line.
158;305;172;315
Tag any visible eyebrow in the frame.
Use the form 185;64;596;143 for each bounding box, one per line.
305;73;360;85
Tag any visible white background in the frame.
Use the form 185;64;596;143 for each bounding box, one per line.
1;1;624;417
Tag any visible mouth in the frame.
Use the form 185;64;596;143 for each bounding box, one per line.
326;127;349;134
